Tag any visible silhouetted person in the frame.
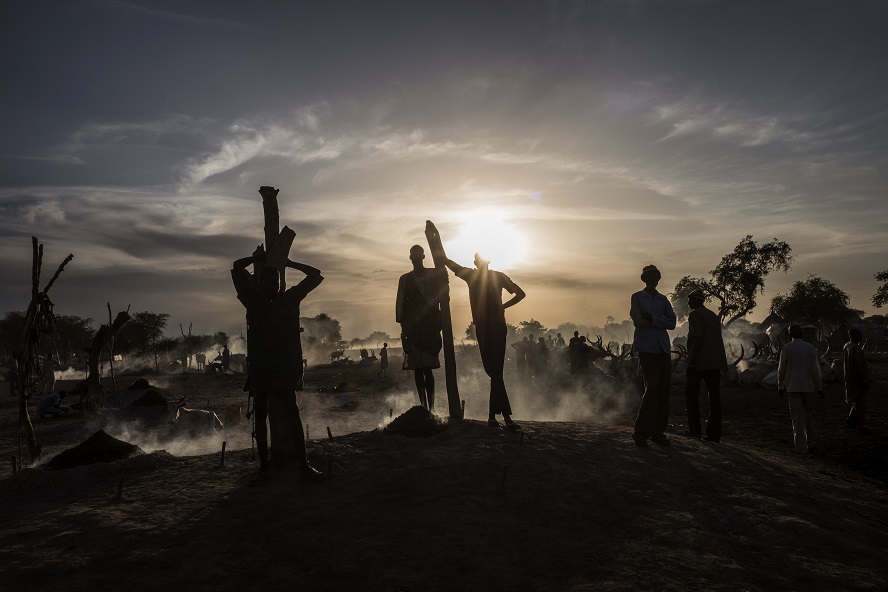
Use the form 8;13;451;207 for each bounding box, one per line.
221;345;230;372
555;333;566;348
37;390;68;418
445;253;525;430
630;264;677;446
378;343;389;377
684;290;727;442
525;333;537;379
569;331;580;347
396;245;445;412
511;336;528;378
536;336;549;378
571;335;592;375
232;245;324;482
778;324;824;454
842;328;869;432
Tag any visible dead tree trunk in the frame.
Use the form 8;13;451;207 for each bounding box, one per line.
85;310;130;413
14;237;73;464
258;186;302;467
425;221;463;420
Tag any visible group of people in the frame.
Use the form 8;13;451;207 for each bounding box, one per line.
628;264;871;453
396;245;525;430
232;235;871;488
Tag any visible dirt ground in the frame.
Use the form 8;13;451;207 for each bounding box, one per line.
1;355;886;591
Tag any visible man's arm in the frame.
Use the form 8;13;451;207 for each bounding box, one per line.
629;293;650;328
502;277;525;310
287;258;322;278
444;258;470;280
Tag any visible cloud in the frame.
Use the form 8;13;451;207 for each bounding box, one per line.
103;1;260;34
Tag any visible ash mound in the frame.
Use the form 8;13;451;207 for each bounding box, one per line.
384;406;447;438
130;389;169;407
44;430;144;470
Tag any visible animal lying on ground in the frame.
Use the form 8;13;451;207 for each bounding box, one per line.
169;396;224;435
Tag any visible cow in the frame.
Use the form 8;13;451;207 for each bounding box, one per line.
195;353;206;370
169;396;224;435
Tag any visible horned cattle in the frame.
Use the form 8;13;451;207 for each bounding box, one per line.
169;396;224;435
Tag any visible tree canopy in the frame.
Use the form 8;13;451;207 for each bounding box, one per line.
873;270;888;308
671;235;793;326
770;275;862;332
120;311;170;354
518;318;547;335
301;313;342;348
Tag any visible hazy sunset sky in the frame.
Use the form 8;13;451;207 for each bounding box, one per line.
2;1;886;341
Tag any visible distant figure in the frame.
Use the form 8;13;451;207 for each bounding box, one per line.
535;336;549;378
684;290;728;442
378;343;389;377
446;253;525;430
37;390;68;418
221;346;231;372
778;324;824;454
569;331;580;347
555;333;566;348
41;354;57;396
842;328;869;432
396;245;445;412
525;333;537;379
630;264;677;447
571;335;592;375
232;245;324;482
195;353;206;370
511;336;528;378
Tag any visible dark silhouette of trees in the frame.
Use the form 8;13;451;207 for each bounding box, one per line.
301;313;342;349
770;274;862;334
671;235;793;327
873;270;888;308
123;311;170;372
518;318;547;335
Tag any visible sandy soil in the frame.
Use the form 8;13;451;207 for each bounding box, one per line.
1;356;886;591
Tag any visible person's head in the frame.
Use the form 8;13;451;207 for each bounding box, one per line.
528;333;535;341
574;331;579;338
789;324;803;339
383;342;388;348
848;327;862;343
474;252;489;270
641;264;661;288
539;337;545;344
409;245;425;264
688;289;706;310
557;333;562;338
580;336;587;343
523;336;528;342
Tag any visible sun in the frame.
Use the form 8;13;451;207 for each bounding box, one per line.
444;209;528;270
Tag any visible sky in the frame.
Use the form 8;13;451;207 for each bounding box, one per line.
1;0;887;342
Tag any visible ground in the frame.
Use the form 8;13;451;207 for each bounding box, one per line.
1;354;886;591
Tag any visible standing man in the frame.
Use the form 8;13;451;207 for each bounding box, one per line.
378;343;389;378
630;264;677;446
221;345;231;372
778;324;824;454
396;245;445;412
232;245;324;482
684;290;728;442
842;327;869;432
445;253;525;430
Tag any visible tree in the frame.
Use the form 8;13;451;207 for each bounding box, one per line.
873;270;888;308
465;323;476;341
770;275;862;334
301;313;342;349
125;311;170;372
671;235;793;326
518;318;547;335
52;314;95;364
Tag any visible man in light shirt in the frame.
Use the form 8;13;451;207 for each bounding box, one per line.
630;264;677;446
777;324;824;454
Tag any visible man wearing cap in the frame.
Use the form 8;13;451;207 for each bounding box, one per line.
629;264;677;446
684;289;727;442
777;324;824;454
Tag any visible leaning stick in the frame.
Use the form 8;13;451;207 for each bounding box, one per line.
221;441;227;467
116;477;124;500
326;426;333;440
10;456;17;475
499;465;509;495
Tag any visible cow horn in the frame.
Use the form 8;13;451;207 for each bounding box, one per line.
731;344;745;367
750;341;761;359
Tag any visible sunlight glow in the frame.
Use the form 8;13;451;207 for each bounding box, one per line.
444;209;528;271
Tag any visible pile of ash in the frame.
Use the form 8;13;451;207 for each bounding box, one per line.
384;406;447;438
130;389;169;407
44;430;144;470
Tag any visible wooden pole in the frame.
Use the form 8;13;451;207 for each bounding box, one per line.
326;426;333;440
221;441;227;467
424;221;463;420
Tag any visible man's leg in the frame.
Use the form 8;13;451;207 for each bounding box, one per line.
653;353;672;437
414;371;429;409
423;368;435;412
634;352;661;441
702;369;722;442
802;392;816;449
786;392;809;453
684;368;703;437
